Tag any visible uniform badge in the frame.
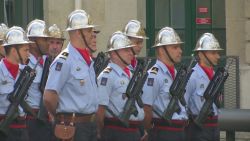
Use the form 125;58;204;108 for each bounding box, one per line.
120;80;125;85
200;84;204;89
80;79;85;86
100;77;108;86
76;67;81;71
62;52;69;57
59;52;69;60
1;80;7;85
150;67;159;75
147;78;154;86
164;79;168;83
55;62;63;71
103;67;112;73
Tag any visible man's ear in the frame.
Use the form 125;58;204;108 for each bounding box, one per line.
9;47;16;55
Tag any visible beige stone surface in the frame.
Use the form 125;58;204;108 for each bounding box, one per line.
226;0;250;109
240;65;250;109
246;44;250;64
226;0;245;59
245;0;250;18
246;21;250;41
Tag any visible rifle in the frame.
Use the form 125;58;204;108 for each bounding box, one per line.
0;63;38;136
162;57;196;124
38;56;53;123
118;58;151;127
194;60;232;128
94;52;110;77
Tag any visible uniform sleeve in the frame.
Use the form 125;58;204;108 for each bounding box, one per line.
45;59;70;94
184;75;195;106
142;72;159;106
97;73;112;106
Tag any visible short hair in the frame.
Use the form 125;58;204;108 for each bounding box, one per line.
4;45;16;56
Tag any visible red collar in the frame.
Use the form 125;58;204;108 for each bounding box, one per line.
165;64;175;80
123;67;130;78
75;47;92;66
131;57;137;69
3;58;19;79
35;56;44;66
199;63;214;80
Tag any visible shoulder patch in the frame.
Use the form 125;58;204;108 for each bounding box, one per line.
147;78;154;86
100;77;108;86
59;52;69;60
103;67;112;73
150;67;159;75
55;62;63;71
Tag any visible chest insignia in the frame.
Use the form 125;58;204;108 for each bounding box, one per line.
80;79;85;86
164;79;168;83
120;80;126;85
76;67;81;71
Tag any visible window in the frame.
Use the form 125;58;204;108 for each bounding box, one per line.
146;0;226;56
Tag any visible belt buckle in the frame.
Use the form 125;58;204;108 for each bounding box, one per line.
70;113;75;126
90;114;96;122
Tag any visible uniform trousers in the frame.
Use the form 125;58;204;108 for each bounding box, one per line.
26;117;53;141
185;122;219;141
0;117;29;141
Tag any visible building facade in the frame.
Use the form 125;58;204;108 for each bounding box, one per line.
0;0;249;108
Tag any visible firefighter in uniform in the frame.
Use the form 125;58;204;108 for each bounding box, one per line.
44;9;98;141
48;24;65;57
0;23;8;60
123;20;148;70
142;27;188;141
88;29;100;57
0;26;32;141
96;31;144;141
185;33;223;141
25;19;52;141
123;19;149;140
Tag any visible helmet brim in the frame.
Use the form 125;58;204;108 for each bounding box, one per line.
105;45;135;53
152;42;184;48
27;35;50;38
193;48;224;52
3;41;35;47
66;25;98;31
126;34;149;40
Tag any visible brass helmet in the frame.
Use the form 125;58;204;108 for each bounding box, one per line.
0;23;8;41
66;9;96;31
27;19;49;38
152;27;183;47
3;26;34;47
123;20;148;39
107;31;135;52
194;33;223;51
48;24;65;40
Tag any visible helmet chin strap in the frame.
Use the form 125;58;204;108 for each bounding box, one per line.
201;52;215;67
79;29;95;53
131;48;136;56
35;41;44;56
163;46;176;64
114;50;129;66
